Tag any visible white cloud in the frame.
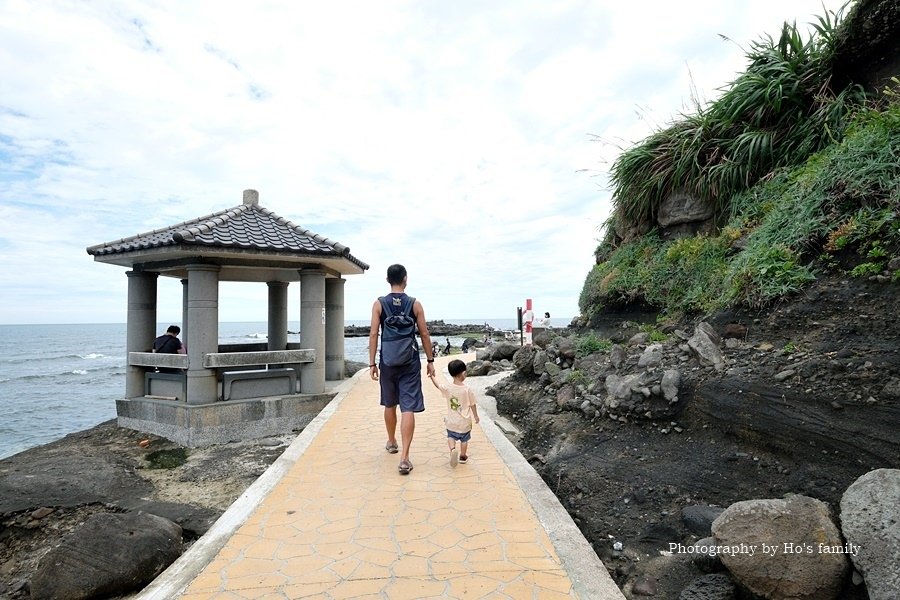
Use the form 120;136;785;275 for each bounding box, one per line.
0;0;849;324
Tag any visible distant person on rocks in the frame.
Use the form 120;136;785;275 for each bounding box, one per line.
152;325;185;373
428;359;479;467
443;338;451;356
537;312;551;328
368;264;436;475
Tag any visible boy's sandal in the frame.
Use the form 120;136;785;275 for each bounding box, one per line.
398;460;413;475
385;442;399;454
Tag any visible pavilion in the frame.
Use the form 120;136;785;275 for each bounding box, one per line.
86;189;368;445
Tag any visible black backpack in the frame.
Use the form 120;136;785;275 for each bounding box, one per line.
379;295;418;367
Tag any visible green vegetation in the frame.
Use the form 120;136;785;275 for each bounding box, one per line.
146;447;188;469
575;333;613;357
567;369;588;386
638;324;669;342
581;6;900;319
607;10;863;233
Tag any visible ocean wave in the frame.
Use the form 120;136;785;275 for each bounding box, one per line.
246;333;267;339
4;352;116;365
6;365;122;382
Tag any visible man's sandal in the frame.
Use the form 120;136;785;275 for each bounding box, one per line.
398;460;413;475
385;442;399;454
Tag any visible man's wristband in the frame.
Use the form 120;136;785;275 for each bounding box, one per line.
369;364;376;368
427;359;434;363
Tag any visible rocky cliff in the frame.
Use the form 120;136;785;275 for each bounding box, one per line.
486;273;899;598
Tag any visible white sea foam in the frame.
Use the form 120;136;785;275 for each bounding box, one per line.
81;353;106;359
71;369;88;375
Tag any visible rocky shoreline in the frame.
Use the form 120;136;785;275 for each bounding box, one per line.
475;274;899;599
342;320;499;337
0;420;294;599
2;276;897;599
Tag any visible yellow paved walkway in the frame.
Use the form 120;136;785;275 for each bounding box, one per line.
140;355;623;599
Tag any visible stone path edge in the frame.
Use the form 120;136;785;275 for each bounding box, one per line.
478;408;625;599
136;371;363;600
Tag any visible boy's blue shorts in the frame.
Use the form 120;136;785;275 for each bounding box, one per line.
447;429;472;442
379;360;425;413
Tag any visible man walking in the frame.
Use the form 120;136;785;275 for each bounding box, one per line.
368;264;435;475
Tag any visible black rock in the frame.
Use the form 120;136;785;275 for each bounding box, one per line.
679;573;737;599
29;511;183;600
681;505;724;537
638;522;679;546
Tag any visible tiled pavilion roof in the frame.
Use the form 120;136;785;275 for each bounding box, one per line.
86;190;368;277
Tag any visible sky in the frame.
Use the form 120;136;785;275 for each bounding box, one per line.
0;0;849;325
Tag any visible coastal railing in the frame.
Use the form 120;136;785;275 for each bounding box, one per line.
129;352;189;370
203;349;315;368
127;349;315;370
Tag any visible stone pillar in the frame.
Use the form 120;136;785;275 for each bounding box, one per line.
185;264;219;405
181;278;189;346
325;278;346;381
267;281;289;351
299;269;326;393
125;271;158;398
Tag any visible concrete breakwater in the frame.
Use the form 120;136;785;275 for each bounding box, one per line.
342;320;496;338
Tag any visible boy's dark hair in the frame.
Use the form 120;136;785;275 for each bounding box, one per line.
166;325;181;335
448;359;467;377
386;264;407;285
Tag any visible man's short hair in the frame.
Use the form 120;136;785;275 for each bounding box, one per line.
166;325;181;335
448;359;467;377
386;264;407;285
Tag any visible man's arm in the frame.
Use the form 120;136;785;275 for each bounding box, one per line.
413;300;436;377
368;299;382;380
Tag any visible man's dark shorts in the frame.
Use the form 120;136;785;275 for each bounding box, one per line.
379;359;425;413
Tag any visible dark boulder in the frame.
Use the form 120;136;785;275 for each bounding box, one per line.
30;511;182;600
678;573;737;599
682;505;725;537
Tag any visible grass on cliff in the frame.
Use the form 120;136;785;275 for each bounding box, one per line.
607;8;864;233
582;0;899;318
580;99;900;317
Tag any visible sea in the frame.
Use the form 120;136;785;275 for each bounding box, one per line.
0;319;544;460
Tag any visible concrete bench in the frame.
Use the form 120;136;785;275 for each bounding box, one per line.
144;371;187;401
222;368;297;401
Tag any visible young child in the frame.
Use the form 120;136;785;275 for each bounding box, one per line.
428;359;479;467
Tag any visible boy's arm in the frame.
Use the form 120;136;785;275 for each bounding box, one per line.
427;373;440;388
469;388;480;423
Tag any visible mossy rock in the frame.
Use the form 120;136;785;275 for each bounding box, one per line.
145;448;188;469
